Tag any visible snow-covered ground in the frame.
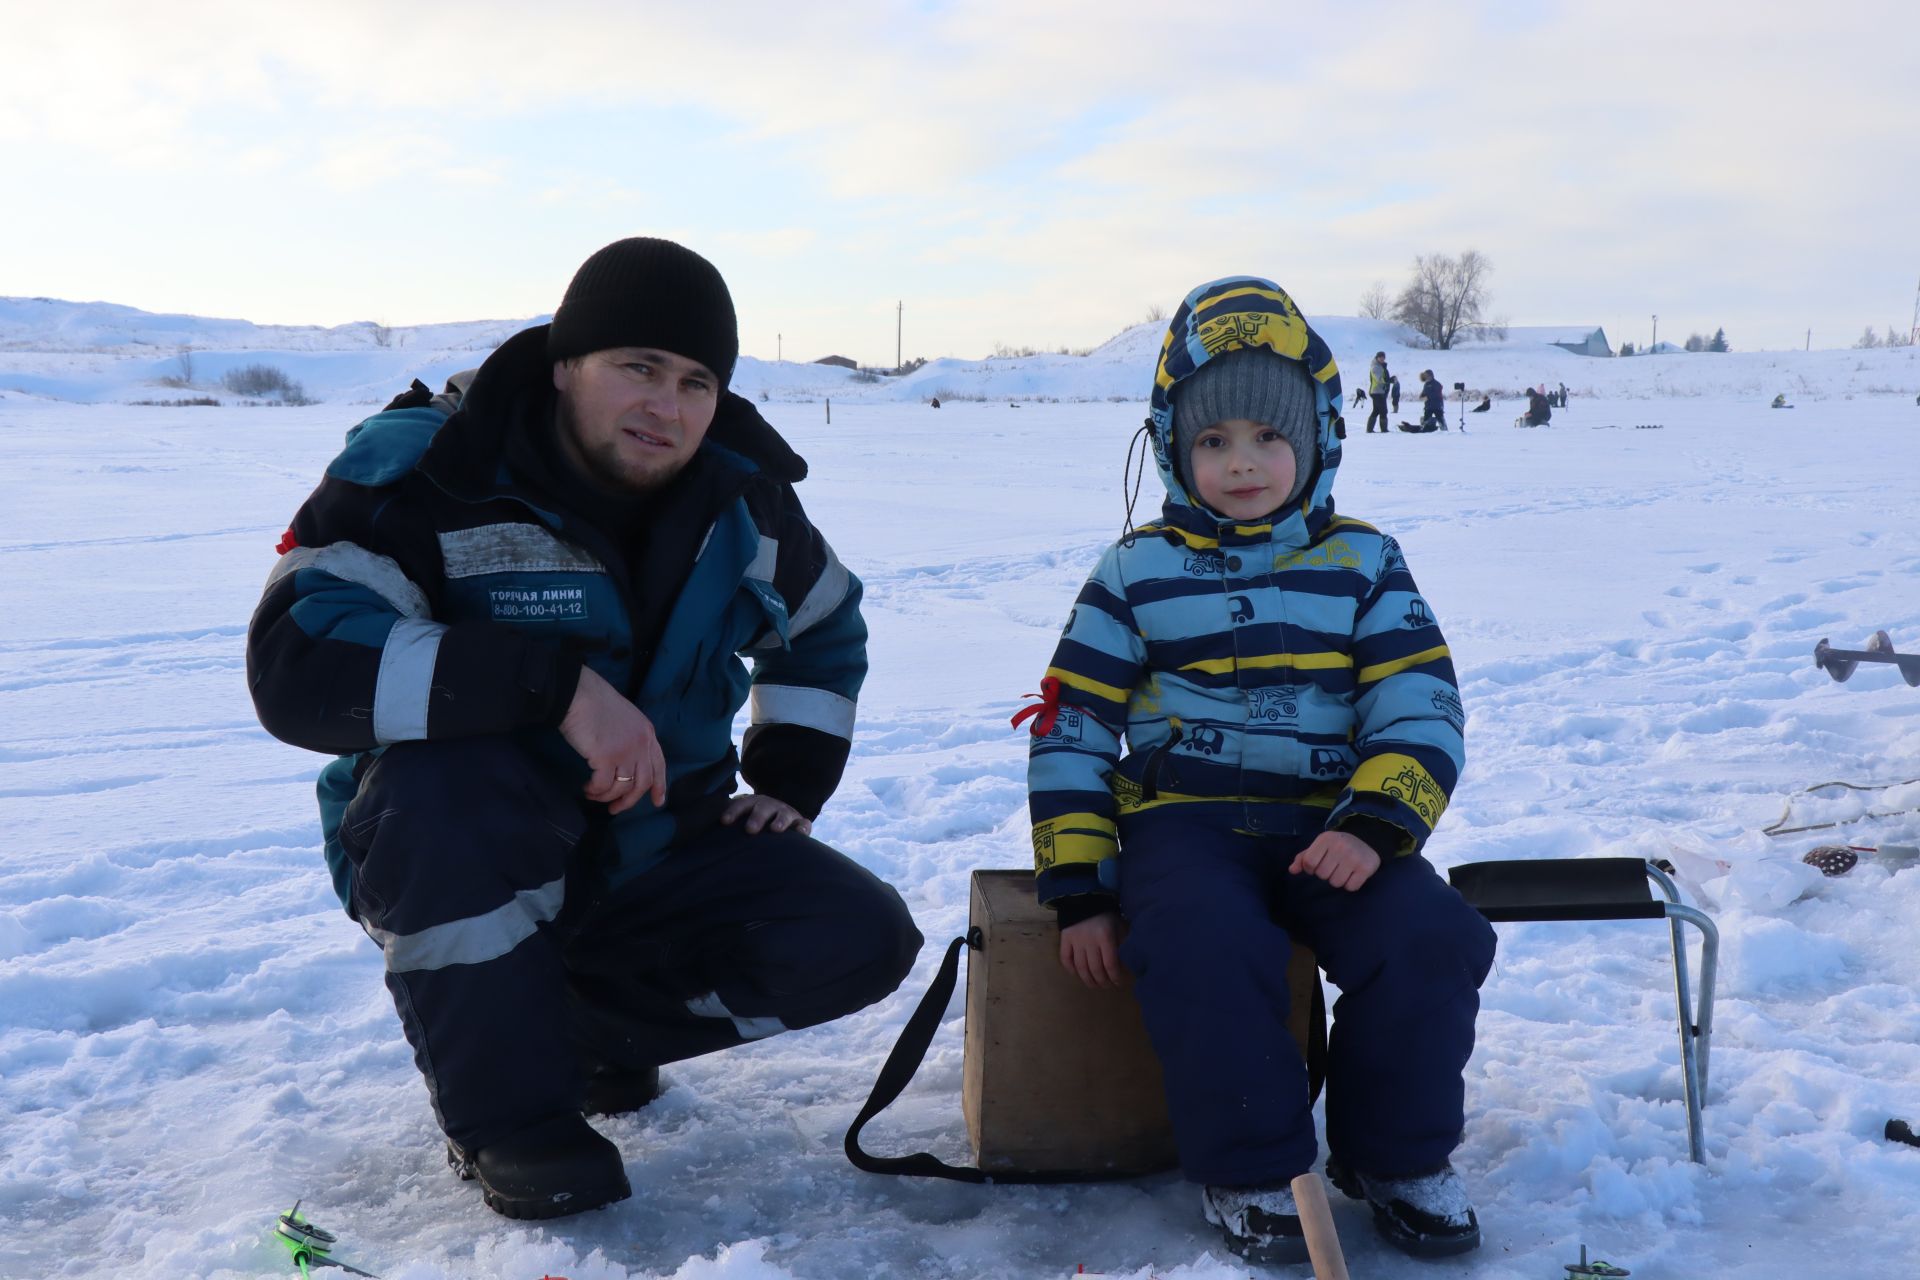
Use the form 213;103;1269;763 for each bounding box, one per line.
4;342;1920;1279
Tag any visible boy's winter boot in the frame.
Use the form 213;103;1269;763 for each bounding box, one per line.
447;1113;631;1220
583;1062;664;1117
1325;1159;1480;1258
1200;1183;1311;1265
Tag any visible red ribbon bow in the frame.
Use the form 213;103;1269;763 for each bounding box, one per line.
1010;676;1064;737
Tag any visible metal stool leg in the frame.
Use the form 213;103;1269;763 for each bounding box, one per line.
1647;863;1719;1164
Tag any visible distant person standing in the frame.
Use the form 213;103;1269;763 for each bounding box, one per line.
1557;382;1569;408
1389;374;1402;414
1367;353;1391;433
1419;370;1446;431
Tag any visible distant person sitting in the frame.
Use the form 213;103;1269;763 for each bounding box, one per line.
1419;369;1447;431
1471;395;1491;413
1771;393;1790;409
1523;387;1552;427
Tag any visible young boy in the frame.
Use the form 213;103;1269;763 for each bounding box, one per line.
1022;277;1496;1265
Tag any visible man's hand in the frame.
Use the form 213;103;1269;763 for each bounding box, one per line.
1059;911;1125;989
1288;829;1382;891
721;793;812;836
558;665;666;815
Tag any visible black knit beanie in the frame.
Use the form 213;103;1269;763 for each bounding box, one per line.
547;238;738;388
1172;349;1320;507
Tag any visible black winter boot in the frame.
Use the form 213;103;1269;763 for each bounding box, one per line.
583;1063;664;1117
1200;1183;1311;1265
1326;1158;1480;1258
447;1113;631;1220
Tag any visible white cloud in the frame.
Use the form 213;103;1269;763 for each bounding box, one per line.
2;0;1916;353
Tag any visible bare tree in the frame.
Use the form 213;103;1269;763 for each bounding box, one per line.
1144;302;1168;323
158;347;195;388
1391;250;1493;349
1357;281;1392;320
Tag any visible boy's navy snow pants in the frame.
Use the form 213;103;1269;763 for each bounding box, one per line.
1115;809;1496;1187
336;735;923;1152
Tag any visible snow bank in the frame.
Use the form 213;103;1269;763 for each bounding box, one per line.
6;296;1918;407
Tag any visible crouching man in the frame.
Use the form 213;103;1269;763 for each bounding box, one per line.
246;238;922;1220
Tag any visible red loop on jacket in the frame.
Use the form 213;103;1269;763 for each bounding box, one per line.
275;529;299;555
1010;675;1063;737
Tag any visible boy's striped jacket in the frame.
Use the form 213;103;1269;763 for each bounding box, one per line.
1026;278;1465;909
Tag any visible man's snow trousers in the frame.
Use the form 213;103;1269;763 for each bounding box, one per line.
337;735;923;1152
1115;810;1496;1187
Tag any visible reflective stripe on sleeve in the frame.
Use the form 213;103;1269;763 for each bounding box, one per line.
787;546;851;639
745;534;780;585
267;541;432;619
372;617;448;743
748;683;857;739
363;875;565;973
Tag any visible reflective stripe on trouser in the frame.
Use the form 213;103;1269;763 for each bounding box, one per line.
1116;809;1495;1185
338;735;588;1152
561;822;923;1075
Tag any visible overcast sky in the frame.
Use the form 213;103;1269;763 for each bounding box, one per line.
5;0;1917;362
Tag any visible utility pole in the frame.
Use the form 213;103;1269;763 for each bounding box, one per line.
1806;328;1811;352
1651;314;1658;353
1910;274;1919;345
777;333;782;363
896;301;903;372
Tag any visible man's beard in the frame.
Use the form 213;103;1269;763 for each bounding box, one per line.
556;397;686;498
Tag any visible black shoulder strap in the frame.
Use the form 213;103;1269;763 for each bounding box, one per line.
842;933;1146;1185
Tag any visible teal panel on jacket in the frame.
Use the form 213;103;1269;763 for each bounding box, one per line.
327;407;445;488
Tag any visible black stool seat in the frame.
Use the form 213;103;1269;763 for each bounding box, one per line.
1443;856;1719;1164
1449;856;1665;922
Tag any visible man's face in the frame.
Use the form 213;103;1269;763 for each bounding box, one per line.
552;347;720;496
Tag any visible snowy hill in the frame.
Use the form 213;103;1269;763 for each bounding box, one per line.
0;296;530;354
5;296;1917;407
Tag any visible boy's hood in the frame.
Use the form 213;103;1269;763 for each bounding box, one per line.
1147;277;1345;534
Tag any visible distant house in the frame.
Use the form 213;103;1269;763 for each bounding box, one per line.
813;355;857;370
1500;325;1614;357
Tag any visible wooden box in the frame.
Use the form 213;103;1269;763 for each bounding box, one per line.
961;870;1323;1177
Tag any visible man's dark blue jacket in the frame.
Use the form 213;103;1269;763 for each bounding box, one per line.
246;326;867;906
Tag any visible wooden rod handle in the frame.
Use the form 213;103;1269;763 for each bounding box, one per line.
1291;1172;1350;1280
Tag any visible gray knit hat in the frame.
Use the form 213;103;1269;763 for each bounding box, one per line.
1172;349;1319;507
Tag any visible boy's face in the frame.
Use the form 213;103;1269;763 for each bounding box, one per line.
1187;418;1299;521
